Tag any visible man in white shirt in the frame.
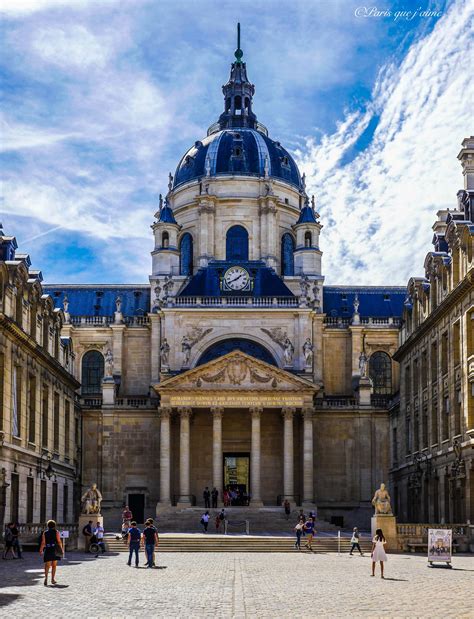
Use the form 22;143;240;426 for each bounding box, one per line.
94;522;105;557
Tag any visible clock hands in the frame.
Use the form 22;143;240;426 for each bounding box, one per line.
229;272;246;283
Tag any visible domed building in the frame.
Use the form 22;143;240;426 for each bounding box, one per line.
2;31;412;530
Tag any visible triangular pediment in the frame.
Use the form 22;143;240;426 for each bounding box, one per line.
155;351;317;395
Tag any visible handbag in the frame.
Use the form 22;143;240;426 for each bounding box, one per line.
54;539;63;560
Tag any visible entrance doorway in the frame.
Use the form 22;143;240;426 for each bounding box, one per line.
224;453;250;505
128;493;145;523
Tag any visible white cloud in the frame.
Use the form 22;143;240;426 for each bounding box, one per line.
0;0;117;16
0;118;76;151
296;0;473;286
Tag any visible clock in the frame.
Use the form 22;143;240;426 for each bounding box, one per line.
222;266;251;292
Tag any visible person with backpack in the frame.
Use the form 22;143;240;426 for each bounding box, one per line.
2;523;16;559
141;519;159;568
127;521;141;567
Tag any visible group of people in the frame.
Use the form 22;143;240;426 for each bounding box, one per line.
294;511;317;551
2;522;22;559
202;487;220;508
82;520;106;556
126;519;159;568
223;486;249;507
200;508;226;532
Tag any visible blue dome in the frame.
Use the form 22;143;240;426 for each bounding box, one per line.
173;129;303;190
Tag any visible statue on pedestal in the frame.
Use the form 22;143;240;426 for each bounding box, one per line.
104;349;114;377
303;338;313;367
160;339;170;367
81;483;103;515
371;483;393;515
182;335;192;366
283;337;294;366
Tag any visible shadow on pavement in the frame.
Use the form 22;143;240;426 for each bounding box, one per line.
0;594;23;607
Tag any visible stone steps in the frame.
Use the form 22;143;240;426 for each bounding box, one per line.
105;535;373;553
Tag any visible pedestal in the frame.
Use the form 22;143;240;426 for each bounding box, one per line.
102;379;115;406
78;514;103;551
359;376;372;406
371;514;397;551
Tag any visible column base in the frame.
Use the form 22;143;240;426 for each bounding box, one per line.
155;502;172;515
249;500;264;508
371;514;397;551
176;498;193;508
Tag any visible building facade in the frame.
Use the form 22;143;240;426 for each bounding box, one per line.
32;41;408;529
0;226;81;530
390;137;474;524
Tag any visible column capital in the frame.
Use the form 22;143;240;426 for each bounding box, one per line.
178;407;192;419
158;406;173;419
301;407;315;420
281;407;296;420
211;407;224;419
250;406;263;418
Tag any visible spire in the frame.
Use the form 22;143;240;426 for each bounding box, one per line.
218;23;257;131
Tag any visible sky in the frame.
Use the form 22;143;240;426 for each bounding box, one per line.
1;0;472;285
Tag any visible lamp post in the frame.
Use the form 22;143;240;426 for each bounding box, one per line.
37;452;55;480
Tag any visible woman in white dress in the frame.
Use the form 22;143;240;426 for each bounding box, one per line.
371;528;387;578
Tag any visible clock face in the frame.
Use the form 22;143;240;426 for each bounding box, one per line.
223;266;250;291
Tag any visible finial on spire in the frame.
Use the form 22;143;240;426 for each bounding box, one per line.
235;22;243;63
311;195;315;209
159;193;163;211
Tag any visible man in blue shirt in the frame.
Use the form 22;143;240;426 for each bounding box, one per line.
141;519;159;568
127;521;141;567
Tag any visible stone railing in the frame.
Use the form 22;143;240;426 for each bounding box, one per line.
69;315;150;327
115;397;158;409
6;523;79;548
174;296;299;308
396;523;472;553
323;316;402;328
320;397;358;408
81;397;103;408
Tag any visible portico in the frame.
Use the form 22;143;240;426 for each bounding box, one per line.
154;351;318;510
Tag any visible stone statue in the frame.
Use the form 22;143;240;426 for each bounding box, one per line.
104;348;114;377
372;483;393;515
160;339;170;367
303;338;313;366
162;276;174;299
158;193;163;212
264;155;269;178
283;337;294;365
353;294;359;315
62;296;69;314
359;349;368;378
264;182;274;196
81;483;102;515
115;296;122;313
182;335;192;366
205;155;211;177
301;172;306;190
168;172;173;191
300;275;310;298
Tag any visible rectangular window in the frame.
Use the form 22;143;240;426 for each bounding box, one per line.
42;387;49;448
413;358;419;394
454;389;462;436
12;366;21;437
431;342;438;383
404;365;411;400
10;473;19;523
441;332;448;375
442;396;450;440
40;479;47;524
414;412;420;452
392;427;398;465
63;483;69;523
422;406;428;449
431;399;439;445
0;352;4;431
42;318;49;353
30;306;37;341
421;351;428;389
26;476;34;523
53;392;60;452
64;400;70;457
28;375;36;443
52;482;58;522
453;322;461;367
405;415;411;455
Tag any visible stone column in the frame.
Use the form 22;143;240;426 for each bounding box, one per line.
157;407;172;510
250;407;263;507
178;407;192;505
211;407;224;504
282;407;296;503
302;407;315;505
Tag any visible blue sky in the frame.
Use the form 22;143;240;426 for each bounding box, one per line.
1;0;472;284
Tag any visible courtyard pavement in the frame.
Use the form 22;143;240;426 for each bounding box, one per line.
0;550;473;618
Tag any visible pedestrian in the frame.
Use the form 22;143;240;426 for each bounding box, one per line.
94;521;106;557
371;528;387;578
298;510;306;536
82;520;93;552
121;520;130;544
350;527;363;556
127;521;141;567
284;499;291;520
201;511;210;533
39;520;63;586
142;520;159;569
2;523;16;559
223;488;230;507
294;516;304;550
211;486;219;508
122;505;133;522
203;487;211;509
303;516;316;551
10;522;22;559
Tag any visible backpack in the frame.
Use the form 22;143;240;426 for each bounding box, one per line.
4;528;13;542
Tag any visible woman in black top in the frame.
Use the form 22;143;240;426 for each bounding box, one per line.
39;520;63;586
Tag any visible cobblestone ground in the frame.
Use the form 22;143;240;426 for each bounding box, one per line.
0;551;473;618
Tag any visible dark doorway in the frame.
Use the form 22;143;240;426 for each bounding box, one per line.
223;453;250;505
128;493;145;523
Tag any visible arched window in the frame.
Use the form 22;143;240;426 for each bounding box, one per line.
162;231;169;249
369;352;392;395
305;231;312;248
226;225;248;261
81;351;104;395
180;233;193;276
281;233;295;276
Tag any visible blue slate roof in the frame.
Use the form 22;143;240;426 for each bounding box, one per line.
296;204;317;224
158;205;177;224
323;286;406;318
179;260;294;297
43;286;151;317
174;129;303;190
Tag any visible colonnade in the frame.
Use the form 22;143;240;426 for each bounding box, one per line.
157;406;315;506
